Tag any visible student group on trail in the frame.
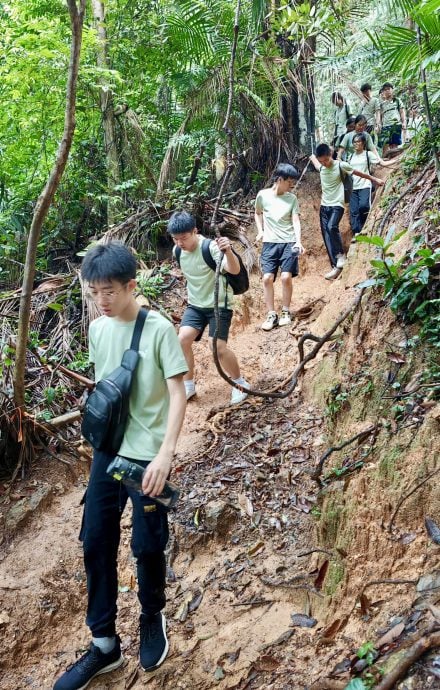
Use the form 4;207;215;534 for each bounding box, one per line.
50;79;417;690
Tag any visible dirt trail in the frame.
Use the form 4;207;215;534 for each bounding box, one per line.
0;171;412;690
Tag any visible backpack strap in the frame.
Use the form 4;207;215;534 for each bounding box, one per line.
201;239;218;271
365;151;371;175
130;308;148;352
174;246;181;267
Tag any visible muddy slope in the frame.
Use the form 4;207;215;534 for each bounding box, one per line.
0;167;439;690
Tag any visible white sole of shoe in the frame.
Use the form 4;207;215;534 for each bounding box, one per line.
185;390;196;401
140;613;169;672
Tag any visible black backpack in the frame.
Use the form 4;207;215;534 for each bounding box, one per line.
338;162;353;203
81;308;148;455
174;238;249;295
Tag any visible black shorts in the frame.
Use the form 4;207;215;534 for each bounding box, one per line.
260;242;299;279
181;304;233;342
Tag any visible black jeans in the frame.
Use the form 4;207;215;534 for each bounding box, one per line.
80;450;169;637
349;188;371;235
320;205;345;268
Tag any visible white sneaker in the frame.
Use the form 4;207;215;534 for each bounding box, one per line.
336;254;346;268
261;312;278;331
184;382;196;400
325;267;342;280
278;310;292;327
230;381;249;405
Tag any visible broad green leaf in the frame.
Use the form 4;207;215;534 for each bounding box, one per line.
356;236;385;248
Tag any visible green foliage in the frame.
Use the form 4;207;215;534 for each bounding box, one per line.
356;230;440;347
137;265;171;300
325;385;350;419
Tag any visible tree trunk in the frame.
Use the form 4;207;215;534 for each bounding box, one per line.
13;0;87;408
92;0;120;225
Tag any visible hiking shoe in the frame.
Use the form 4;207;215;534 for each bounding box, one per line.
278;310;292;327
230;381;249;405
53;637;123;690
336;254;346;268
324;267;342;280
261;312;278;331
184;382;196;400
139;612;169;672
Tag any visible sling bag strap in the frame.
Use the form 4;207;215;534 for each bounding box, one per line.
130;307;148;351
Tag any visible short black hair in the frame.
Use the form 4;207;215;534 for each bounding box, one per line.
167;211;196;235
81;241;137;284
331;91;344;105
346;116;356;127
273;163;299;181
355;114;367;125
316;143;331;157
352;133;367;146
360;83;371;93
381;82;393;90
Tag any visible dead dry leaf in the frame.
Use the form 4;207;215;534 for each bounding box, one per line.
314;560;329;590
238;493;253;517
425;516;440;545
376;621;405;648
290;613;317;628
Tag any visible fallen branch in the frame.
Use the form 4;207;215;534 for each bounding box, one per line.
311;424;379;484
362;578;417;593
374;627;440;690
388;465;440;532
47;410;82;427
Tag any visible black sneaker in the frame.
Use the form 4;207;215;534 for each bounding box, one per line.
53;637;123;690
139;612;169;671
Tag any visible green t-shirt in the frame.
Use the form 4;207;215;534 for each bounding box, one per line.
319;160;353;207
255;188;299;243
360;96;380;126
89;310;188;461
349;151;379;190
339;131;375;156
174;235;234;309
333;103;351;138
381;97;404;127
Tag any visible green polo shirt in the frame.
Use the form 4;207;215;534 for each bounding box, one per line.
360;96;380;127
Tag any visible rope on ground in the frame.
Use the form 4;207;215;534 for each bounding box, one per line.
211;289;365;400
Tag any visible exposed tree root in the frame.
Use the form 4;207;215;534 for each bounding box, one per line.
375;627;440;690
311;424;380;485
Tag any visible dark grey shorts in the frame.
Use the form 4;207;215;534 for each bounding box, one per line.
180;304;233;342
261;242;299;279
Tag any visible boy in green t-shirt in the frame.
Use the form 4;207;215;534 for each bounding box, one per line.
359;83;381;135
255;163;304;331
379;82;406;155
53;242;188;690
310;143;384;280
167;211;249;405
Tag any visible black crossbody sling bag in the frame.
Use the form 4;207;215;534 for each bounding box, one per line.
81;308;148;455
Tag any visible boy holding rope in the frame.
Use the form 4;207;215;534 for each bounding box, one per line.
168;211;249;405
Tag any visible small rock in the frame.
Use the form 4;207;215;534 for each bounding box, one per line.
416;571;440;592
204;500;237;536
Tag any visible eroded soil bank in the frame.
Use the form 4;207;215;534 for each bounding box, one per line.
1;169;439;690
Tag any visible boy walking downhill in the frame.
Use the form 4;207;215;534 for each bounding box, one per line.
167;211;249;405
379;82;406;156
359;83;381;139
310;144;384;280
255;163;304;331
53;243;188;690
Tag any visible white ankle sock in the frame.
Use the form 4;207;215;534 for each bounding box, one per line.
92;636;116;654
233;376;247;386
184;379;195;390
